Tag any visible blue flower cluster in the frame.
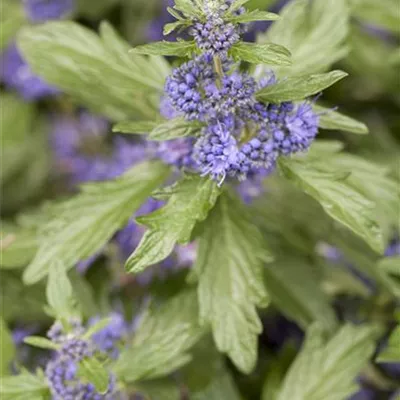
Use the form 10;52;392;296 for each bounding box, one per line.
45;318;124;399
163;55;319;184
45;338;116;400
89;313;128;360
189;0;245;57
23;0;74;22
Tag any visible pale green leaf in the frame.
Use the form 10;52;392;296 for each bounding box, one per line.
0;93;35;184
378;256;400;277
314;105;369;134
264;257;338;332
126;175;220;274
23;336;59;351
0;318;15;376
83;318;113;340
227;10;279;23
230;42;292;65
77;358;110;394
261;344;297;400
134;379;180;400
130;40;197;57
277;324;377;400
278;157;384;253
256;71;348;102
112;120;158;134
0;0;24;51
17;22;164;120
0;372;50;398
164;21;188;36
46;262;75;318
23;161;170;284
0;224;37;269
257;0;349;77
376;325;400;363
193;190;272;373
114;289;206;382
350;0;400;33
173;0;202;18
113;117;202;140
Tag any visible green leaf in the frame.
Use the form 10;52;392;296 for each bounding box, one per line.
261;344;297;400
77;358;110;394
76;0;119;19
258;0;349;77
0;224;37;269
0;93;35;184
227;10;279;23
69;271;99;318
256;71;348;103
350;0;400;33
23;161;170;284
113;117;202;141
82;318;113;340
112;120;158;134
182;338;242;400
173;0;202;18
114;289;206;382
0;318;15;376
17;21;166;120
46;262;75;318
0;272;47;323
0;0;24;51
0;371;50;399
130;40;197;57
23;336;59;351
376;325;400;363
192;190;272;373
378;256;400;277
134;379;181;400
164;21;188;36
277;324;378;400
278;157;384;254
230;42;291;65
126;175;220;274
264;257;338;332
314;105;369;134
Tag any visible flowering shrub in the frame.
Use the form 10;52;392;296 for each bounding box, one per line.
1;0;399;399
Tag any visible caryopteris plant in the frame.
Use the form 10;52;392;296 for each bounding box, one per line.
1;0;399;399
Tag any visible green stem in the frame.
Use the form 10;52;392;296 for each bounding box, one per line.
213;55;223;88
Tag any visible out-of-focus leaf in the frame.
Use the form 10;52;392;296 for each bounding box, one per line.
0;371;50;400
18;22;166;120
277;324;378;400
227;10;279;23
0;318;15;376
350;0;400;34
77;358;110;394
376;325;400;363
314;105;369;134
257;0;349;77
0;0;25;51
264;257;338;332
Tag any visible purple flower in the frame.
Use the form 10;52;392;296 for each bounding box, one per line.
23;0;74;22
165;54;215;121
89;313;128;359
0;42;59;100
51;111;152;185
45;338;117;400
